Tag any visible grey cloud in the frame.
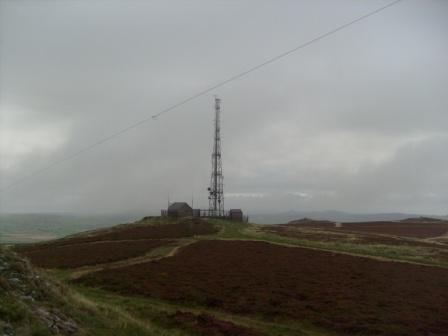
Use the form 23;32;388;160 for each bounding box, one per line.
1;0;447;215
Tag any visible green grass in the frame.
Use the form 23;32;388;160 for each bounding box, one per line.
73;285;335;336
69;291;192;336
0;286;160;336
0;296;29;322
213;219;252;238
0;245;181;336
146;243;183;258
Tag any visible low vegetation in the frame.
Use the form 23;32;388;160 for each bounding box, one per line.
17;239;175;269
76;239;448;336
0;245;79;335
27;217;219;247
0;246;199;336
258;219;448;267
6;215;448;335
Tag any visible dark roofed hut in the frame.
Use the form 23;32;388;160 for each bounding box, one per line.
229;209;243;221
167;202;193;218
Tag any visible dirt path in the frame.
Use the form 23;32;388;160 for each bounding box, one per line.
214;236;448;269
69;228;447;281
49;238;175;248
70;240;196;280
165;243;188;257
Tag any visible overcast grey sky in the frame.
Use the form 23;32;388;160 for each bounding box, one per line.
1;0;447;215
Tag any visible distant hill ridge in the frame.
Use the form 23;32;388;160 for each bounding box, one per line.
250;210;448;224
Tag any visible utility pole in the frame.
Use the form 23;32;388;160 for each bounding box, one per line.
208;96;224;217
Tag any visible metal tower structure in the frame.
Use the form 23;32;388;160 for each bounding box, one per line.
208;96;224;217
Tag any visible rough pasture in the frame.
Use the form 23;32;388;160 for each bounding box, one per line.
338;220;448;238
77;240;448;336
16;218;217;250
264;224;448;248
285;218;448;238
18;239;173;268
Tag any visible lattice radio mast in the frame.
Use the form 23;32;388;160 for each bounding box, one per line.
208;96;224;217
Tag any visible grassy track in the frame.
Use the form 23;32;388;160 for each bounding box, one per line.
74;286;335;336
208;220;448;268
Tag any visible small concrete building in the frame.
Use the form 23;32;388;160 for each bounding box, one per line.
192;209;201;218
229;209;243;221
167;202;193;218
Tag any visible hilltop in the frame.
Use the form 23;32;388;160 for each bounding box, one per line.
5;216;448;335
250;210;448;224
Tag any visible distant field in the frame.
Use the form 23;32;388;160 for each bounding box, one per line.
0;233;58;244
0;213;140;244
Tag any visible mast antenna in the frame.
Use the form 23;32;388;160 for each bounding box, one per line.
208;96;224;217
